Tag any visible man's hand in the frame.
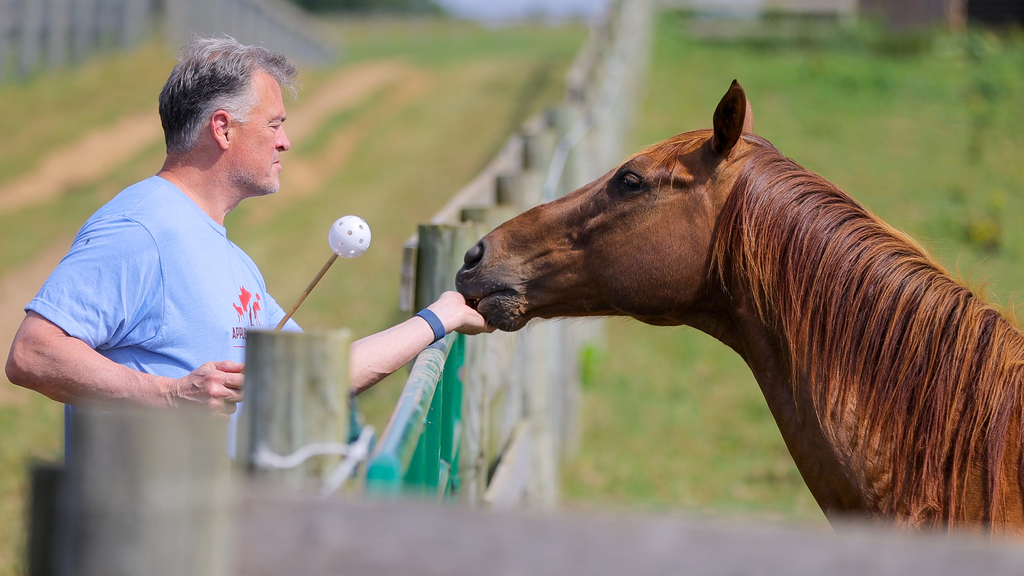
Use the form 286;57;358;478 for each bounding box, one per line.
427;291;494;336
168;361;245;414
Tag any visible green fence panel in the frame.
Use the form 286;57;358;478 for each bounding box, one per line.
440;334;464;495
365;334;454;495
365;333;465;498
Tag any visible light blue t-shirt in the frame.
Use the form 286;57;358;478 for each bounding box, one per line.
27;175;298;456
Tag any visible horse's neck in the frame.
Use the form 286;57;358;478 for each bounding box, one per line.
713;282;871;518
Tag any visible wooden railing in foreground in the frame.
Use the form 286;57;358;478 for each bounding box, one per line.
30;410;1024;576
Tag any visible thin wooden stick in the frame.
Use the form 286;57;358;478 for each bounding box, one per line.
275;253;338;331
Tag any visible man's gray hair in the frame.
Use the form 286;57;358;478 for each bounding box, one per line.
159;36;298;155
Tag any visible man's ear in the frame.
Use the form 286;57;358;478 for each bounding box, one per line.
210;110;232;151
710;79;748;156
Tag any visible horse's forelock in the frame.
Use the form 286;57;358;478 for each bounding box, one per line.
630;132;710;188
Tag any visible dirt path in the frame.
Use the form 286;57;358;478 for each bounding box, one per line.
0;111;164;214
0;59;417;405
0;60;413;217
0;241;72;405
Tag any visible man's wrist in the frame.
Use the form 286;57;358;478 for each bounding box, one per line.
157;375;179;408
415;309;447;344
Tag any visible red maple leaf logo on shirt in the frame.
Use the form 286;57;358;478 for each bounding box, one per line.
234;287;262;327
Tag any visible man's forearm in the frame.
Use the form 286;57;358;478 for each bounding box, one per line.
5;311;174;407
348;291;492;394
349;316;436;394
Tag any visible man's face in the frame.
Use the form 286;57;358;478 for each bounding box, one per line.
229;70;290;197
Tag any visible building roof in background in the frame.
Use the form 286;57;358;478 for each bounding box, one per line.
660;0;856;16
435;0;612;22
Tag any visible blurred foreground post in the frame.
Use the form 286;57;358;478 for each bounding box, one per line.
31;406;233;576
236;329;351;490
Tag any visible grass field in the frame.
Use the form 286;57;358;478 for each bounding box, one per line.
561;13;1024;524
0;20;584;573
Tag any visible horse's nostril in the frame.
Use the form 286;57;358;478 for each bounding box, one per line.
464;241;485;269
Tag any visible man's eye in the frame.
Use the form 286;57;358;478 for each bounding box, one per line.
621;172;643;189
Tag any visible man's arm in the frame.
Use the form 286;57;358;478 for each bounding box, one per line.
349;291;490;394
6;311;243;413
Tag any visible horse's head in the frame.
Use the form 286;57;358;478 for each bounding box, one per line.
456;81;756;331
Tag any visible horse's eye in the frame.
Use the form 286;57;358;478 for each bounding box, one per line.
620;172;643;190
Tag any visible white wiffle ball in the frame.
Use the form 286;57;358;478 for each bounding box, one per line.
328;215;371;258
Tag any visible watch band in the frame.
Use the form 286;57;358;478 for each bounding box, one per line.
415;309;446;344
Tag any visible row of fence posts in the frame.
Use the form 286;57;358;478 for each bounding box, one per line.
361;118;574;507
165;0;335;66
382;0;651;509
0;0;333;84
0;0;150;82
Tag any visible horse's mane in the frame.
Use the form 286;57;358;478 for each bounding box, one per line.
711;135;1024;527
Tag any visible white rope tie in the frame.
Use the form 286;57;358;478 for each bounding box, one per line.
254;441;350;469
251;426;377;498
320;425;376;498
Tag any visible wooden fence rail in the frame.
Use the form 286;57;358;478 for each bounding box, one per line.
30;408;1024;576
237;493;1024;576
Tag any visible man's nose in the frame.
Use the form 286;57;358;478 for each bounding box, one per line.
278;126;291;152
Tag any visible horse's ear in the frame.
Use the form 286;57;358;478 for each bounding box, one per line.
743;96;753;134
711;79;748;156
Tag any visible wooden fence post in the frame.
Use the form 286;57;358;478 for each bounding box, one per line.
121;0;150;49
27;462;64;576
72;0;98;64
413;224;486;312
0;0;9;81
47;0;72;69
236;329;351;491
520;126;554;207
523;129;556;172
460;205;518;230
165;0;188;49
18;0;44;77
547;104;581;199
41;406;233;576
405;224;485;496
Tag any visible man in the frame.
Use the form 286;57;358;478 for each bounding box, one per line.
5;37;488;431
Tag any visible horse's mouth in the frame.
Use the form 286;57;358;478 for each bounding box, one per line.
459;285;528;332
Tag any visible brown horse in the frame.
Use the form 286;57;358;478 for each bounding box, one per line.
456;80;1024;533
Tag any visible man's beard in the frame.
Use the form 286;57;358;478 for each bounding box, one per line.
234;168;279;197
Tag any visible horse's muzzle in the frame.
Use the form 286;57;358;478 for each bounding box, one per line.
456;240;529;331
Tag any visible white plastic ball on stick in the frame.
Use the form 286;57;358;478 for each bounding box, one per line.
329;215;371;259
